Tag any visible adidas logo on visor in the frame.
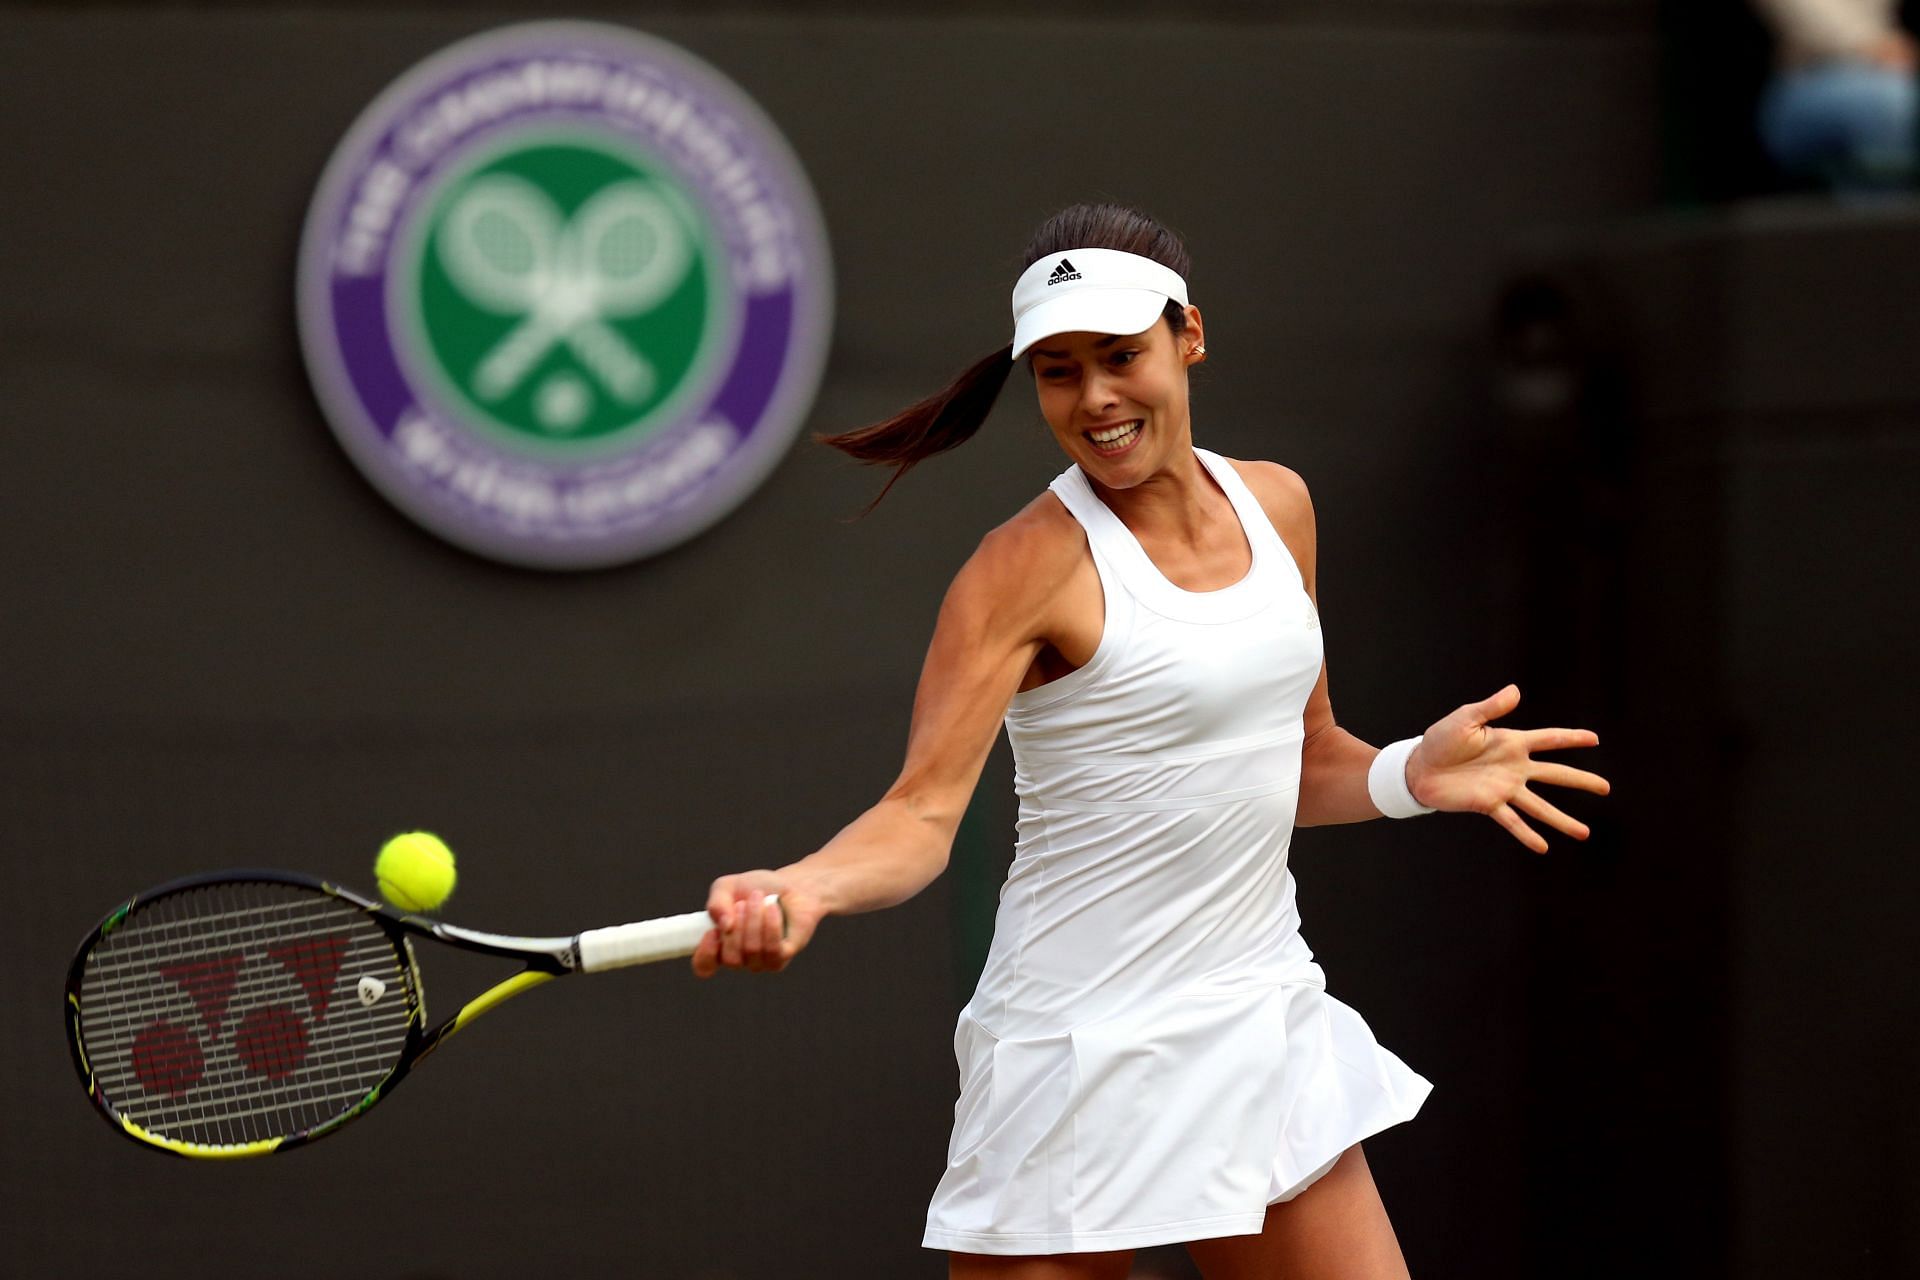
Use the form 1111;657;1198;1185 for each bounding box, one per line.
1046;259;1081;285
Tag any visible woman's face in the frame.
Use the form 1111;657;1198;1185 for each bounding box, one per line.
1028;305;1205;491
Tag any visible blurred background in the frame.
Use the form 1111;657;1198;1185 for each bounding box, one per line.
3;1;1915;1276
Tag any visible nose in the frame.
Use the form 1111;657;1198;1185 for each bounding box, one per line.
1077;367;1119;418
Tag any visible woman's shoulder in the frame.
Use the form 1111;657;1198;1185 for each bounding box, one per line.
1219;455;1310;509
922;491;1093;649
1222;456;1313;527
978;488;1090;578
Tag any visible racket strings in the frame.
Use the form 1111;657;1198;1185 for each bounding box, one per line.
90;885;406;1147
85;903;385;969
77;882;413;1149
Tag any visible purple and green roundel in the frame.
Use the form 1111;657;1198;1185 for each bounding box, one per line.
298;22;833;568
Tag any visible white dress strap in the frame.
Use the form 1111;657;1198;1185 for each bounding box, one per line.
1193;448;1306;593
1008;470;1137;715
1046;466;1132;569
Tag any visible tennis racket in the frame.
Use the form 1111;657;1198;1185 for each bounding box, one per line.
64;868;764;1159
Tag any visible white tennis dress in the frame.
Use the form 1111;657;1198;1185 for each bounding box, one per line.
922;448;1432;1256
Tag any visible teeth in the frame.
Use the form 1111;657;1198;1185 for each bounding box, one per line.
1088;421;1140;445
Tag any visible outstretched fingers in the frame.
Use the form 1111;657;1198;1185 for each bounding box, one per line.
1531;760;1611;796
1524;727;1600;753
1512;785;1589;842
1437;689;1606;853
1490;801;1548;854
1472;684;1523;725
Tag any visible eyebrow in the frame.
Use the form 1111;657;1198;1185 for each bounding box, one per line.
1031;335;1124;359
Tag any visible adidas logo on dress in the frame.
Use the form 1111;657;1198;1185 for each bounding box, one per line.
1047;259;1081;285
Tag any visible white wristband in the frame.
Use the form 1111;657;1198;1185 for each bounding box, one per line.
1368;736;1436;819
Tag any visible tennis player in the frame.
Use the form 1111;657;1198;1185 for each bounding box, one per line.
693;204;1608;1280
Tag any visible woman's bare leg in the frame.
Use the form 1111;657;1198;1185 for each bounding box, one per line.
949;1250;1135;1280
1185;1144;1410;1280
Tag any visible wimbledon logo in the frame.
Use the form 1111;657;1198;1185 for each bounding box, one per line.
298;22;833;568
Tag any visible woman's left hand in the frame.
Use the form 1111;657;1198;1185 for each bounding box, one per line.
1405;684;1610;853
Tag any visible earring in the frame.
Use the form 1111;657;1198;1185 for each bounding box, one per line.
1192;344;1207;358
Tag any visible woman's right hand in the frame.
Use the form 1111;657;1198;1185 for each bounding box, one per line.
691;870;824;977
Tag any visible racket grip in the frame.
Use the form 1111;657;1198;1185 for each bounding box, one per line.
575;896;779;973
577;912;710;971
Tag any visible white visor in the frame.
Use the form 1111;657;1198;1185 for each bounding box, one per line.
1010;247;1189;359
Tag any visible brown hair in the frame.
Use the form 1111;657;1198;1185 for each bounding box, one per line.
819;203;1192;507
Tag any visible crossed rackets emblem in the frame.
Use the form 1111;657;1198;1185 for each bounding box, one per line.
436;175;694;428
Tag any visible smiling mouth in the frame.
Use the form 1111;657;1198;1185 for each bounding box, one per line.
1085;420;1142;453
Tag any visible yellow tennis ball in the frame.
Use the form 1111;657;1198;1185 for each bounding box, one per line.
375;831;457;913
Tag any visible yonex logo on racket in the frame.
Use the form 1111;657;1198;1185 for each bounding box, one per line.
130;937;352;1098
1047;258;1081;285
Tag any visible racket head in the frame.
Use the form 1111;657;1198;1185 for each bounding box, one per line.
65;870;426;1159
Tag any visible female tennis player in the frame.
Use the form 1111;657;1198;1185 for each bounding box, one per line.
692;204;1608;1280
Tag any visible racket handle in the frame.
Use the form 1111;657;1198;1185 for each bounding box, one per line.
575;896;779;973
576;912;709;971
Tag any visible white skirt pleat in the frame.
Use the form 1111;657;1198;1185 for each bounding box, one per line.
923;978;1431;1256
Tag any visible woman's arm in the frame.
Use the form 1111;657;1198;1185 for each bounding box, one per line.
692;500;1092;976
1233;459;1608;845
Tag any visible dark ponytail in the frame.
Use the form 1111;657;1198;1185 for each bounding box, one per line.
820;203;1191;507
815;343;1014;509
